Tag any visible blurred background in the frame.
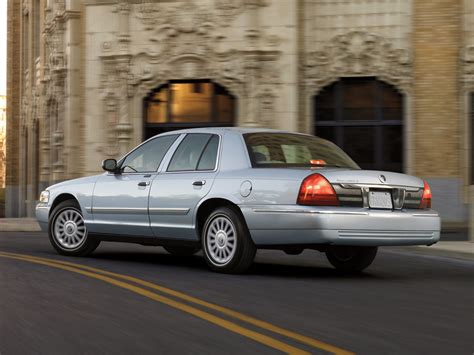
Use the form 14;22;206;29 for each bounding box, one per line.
1;0;473;240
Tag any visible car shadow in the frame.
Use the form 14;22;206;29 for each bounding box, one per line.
82;248;380;280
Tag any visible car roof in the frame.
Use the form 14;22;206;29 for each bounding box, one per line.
155;127;309;137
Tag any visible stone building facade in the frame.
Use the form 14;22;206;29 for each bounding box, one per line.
6;0;474;237
0;95;6;188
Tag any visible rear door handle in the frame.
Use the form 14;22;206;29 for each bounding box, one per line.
138;181;150;187
192;180;206;186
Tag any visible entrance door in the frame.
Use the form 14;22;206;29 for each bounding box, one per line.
149;133;220;240
90;134;179;236
143;80;236;139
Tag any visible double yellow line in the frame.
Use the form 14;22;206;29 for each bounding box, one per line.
0;251;353;355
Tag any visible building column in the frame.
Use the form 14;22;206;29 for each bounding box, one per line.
412;0;465;227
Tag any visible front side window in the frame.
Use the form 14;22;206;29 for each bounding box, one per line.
244;133;359;169
120;135;178;173
168;134;219;172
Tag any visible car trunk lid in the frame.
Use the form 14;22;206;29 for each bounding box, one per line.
299;168;425;209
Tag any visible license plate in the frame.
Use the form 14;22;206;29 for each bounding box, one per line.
368;191;393;209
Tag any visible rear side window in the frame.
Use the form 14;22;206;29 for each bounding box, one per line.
168;134;219;172
197;135;219;170
244;133;359;169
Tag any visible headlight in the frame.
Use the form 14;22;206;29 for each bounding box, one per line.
39;190;50;203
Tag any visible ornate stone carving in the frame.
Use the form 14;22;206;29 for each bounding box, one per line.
42;3;69;180
461;45;474;91
135;2;161;30
304;31;412;94
257;88;277;128
101;0;282;137
103;94;120;157
215;0;244;27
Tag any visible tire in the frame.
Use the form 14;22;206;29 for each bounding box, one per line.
163;245;200;256
48;200;100;257
202;206;256;274
325;246;378;273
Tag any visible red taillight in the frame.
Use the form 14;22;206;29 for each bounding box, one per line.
420;180;432;209
297;174;339;206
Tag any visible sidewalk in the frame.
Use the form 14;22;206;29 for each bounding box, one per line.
1;218;472;260
0;218;41;232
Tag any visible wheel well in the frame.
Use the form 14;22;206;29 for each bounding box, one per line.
50;193;79;216
195;198;247;239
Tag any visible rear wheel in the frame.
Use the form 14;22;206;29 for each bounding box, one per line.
325;246;377;273
163;245;200;256
202;206;256;274
49;200;100;256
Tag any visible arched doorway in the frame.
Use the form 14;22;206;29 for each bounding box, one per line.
143;80;236;140
313;77;404;172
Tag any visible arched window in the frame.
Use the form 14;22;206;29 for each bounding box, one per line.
143;80;236;140
314;77;404;172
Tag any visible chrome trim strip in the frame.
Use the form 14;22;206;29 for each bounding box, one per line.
412;213;439;217
92;207;148;214
340;183;421;192
85;207;93;213
317;211;370;215
252;209;369;215
35;206;49;210
149;208;190;215
338;236;435;240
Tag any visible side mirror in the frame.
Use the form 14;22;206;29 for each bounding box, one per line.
102;159;119;173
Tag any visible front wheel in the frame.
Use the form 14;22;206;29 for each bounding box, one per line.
202;207;256;274
49;200;100;257
325;246;377;273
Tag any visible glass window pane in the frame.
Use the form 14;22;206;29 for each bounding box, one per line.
146;86;168;123
168;134;211;172
315;108;335;121
171;83;212;123
381;82;403;121
342;127;375;169
121;135;178;173
314;85;336;121
315;126;335;143
382;126;403;172
216;94;235;123
197;135;219;170
342;78;376;120
244;133;359;169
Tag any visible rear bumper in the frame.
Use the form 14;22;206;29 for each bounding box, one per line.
240;205;441;247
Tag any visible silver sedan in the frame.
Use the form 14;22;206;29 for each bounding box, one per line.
36;128;440;273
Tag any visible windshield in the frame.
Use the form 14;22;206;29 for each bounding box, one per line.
243;133;360;169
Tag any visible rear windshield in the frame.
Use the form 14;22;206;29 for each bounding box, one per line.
244;133;359;169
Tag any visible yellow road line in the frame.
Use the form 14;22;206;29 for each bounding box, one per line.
0;252;308;355
0;251;354;355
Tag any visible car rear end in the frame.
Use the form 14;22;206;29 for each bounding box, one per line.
239;132;441;247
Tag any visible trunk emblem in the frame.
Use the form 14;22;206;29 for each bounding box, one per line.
379;175;387;183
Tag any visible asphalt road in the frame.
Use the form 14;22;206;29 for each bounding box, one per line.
0;232;473;355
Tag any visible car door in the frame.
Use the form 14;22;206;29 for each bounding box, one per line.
90;134;179;236
149;133;220;240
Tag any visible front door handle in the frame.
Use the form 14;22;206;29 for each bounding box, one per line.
192;180;206;187
138;181;150;187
